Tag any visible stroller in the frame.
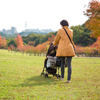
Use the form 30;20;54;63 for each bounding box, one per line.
41;43;66;78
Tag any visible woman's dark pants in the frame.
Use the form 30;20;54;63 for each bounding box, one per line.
60;57;72;81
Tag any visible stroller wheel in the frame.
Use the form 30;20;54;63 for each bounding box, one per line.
58;75;61;78
44;74;48;78
46;74;48;77
57;75;61;79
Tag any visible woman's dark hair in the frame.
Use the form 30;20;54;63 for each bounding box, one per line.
60;20;69;26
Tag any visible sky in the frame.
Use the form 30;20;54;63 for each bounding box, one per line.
0;0;96;32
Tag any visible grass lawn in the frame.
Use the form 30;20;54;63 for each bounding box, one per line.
0;49;100;100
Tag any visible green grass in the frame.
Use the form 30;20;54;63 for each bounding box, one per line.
0;49;100;100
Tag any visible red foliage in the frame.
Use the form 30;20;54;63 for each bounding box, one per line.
85;0;100;19
75;36;100;55
8;47;11;51
0;35;7;48
47;35;55;44
92;36;100;54
0;35;2;46
35;43;46;53
28;41;35;46
9;45;15;51
15;34;23;47
84;47;94;55
2;37;7;47
17;45;34;53
84;0;100;38
75;45;94;55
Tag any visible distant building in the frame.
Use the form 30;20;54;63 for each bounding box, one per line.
23;28;54;33
2;27;17;34
24;29;40;33
6;30;12;34
41;29;53;33
11;27;17;34
2;29;6;34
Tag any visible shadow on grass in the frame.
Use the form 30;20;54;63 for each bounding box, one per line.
12;75;59;87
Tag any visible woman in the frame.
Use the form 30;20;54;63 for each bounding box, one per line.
53;20;75;83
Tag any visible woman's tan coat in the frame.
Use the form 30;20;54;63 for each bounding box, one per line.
53;26;75;57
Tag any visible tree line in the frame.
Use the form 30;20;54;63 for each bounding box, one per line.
1;33;100;57
0;23;97;48
0;0;100;56
21;23;96;47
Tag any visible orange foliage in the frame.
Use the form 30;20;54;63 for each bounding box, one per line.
47;35;55;45
92;36;100;54
17;45;34;53
85;18;100;38
35;43;46;53
75;45;94;55
75;46;85;54
8;47;11;51
2;37;7;47
84;47;93;55
9;45;15;51
28;41;35;46
0;35;2;46
15;34;23;47
84;0;100;38
0;35;7;48
75;46;82;54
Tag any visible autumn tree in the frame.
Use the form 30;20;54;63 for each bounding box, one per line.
28;41;35;46
47;34;55;45
35;43;47;55
2;37;7;48
0;35;7;48
92;36;100;54
84;0;100;38
0;35;2;47
15;34;23;47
